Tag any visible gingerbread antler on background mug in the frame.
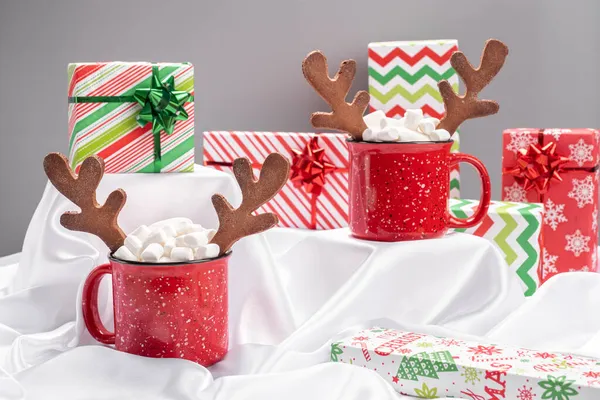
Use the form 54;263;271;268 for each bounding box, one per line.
43;152;289;366
302;39;507;241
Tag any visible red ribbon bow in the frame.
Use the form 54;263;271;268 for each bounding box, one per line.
504;142;569;194
290;137;336;196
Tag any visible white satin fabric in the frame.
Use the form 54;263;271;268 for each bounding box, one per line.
0;165;598;400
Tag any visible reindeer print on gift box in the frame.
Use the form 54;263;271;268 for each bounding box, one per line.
302;39;508;241
43;152;289;366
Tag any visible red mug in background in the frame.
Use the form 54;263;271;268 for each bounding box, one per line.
347;140;491;241
82;253;231;366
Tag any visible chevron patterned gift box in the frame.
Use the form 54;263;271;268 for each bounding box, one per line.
203;131;349;230
368;39;460;198
68;62;195;173
450;199;544;296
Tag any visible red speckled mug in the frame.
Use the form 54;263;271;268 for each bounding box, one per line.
347;140;491;241
82;253;230;366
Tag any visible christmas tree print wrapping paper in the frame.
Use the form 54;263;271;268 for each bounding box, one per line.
333;327;600;399
449;199;543;297
502;129;599;285
368;39;460;198
203;131;349;230
68;62;195;173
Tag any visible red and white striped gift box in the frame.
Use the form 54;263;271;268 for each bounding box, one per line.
203;131;349;230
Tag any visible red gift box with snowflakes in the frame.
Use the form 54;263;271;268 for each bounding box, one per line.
502;128;599;283
203;131;349;229
333;327;600;399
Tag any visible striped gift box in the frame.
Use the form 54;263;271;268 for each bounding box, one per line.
368;39;461;198
68;62;195;173
203;131;349;230
450;199;544;296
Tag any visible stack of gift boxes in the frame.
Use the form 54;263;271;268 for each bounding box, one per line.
67;40;600;396
203;39;599;298
68;44;599;297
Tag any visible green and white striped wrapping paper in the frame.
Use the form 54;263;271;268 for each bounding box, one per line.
450;199;544;296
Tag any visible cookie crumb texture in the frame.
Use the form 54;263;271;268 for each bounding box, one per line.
112;260;228;366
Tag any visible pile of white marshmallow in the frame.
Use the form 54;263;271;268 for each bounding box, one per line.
362;109;451;143
113;218;220;263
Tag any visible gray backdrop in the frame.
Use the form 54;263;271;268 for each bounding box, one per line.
1;0;599;256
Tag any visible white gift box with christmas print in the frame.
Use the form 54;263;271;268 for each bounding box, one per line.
333;327;600;399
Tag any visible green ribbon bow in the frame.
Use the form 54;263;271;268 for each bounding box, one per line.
133;66;191;171
69;64;193;173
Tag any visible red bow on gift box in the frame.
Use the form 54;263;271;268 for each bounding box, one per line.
504;142;569;194
290;137;346;229
290;137;336;196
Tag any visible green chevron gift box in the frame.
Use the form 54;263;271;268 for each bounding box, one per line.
333;327;600;399
450;199;544;296
368;39;460;198
68;62;195;173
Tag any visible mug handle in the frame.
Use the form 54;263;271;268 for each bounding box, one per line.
82;263;115;344
447;153;491;229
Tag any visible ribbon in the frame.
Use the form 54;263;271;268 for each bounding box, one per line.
290;137;336;196
503;139;569;194
69;65;193;173
501;129;597;285
205;137;347;229
290;137;345;229
501;129;594;197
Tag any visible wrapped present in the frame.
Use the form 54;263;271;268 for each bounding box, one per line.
450;199;544;296
68;62;195;173
368;39;460;198
502;129;599;283
333;327;600;399
203;131;348;229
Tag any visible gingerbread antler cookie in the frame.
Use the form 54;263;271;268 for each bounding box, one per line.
437;39;509;135
302;51;370;141
43;153;127;252
210;153;290;255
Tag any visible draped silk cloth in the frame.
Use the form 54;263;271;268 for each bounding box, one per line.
0;165;598;399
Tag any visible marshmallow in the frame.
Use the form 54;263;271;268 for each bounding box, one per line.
387;117;405;129
176;232;209;248
404;109;423;131
426;117;440;126
144;229;170;247
418;119;436;135
378;128;400;142
361;108;452;143
430;129;451;141
397;127;430;142
176;220;195;235
195;244;220;260
204;229;217;241
163;237;176;257
150;218;194;235
122;218;223;263
114;246;137;262
140;243;164;262
362;110;386;128
170;247;194;262
124;235;144;257
161;224;178;238
190;224;206;233
129;225;151;244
